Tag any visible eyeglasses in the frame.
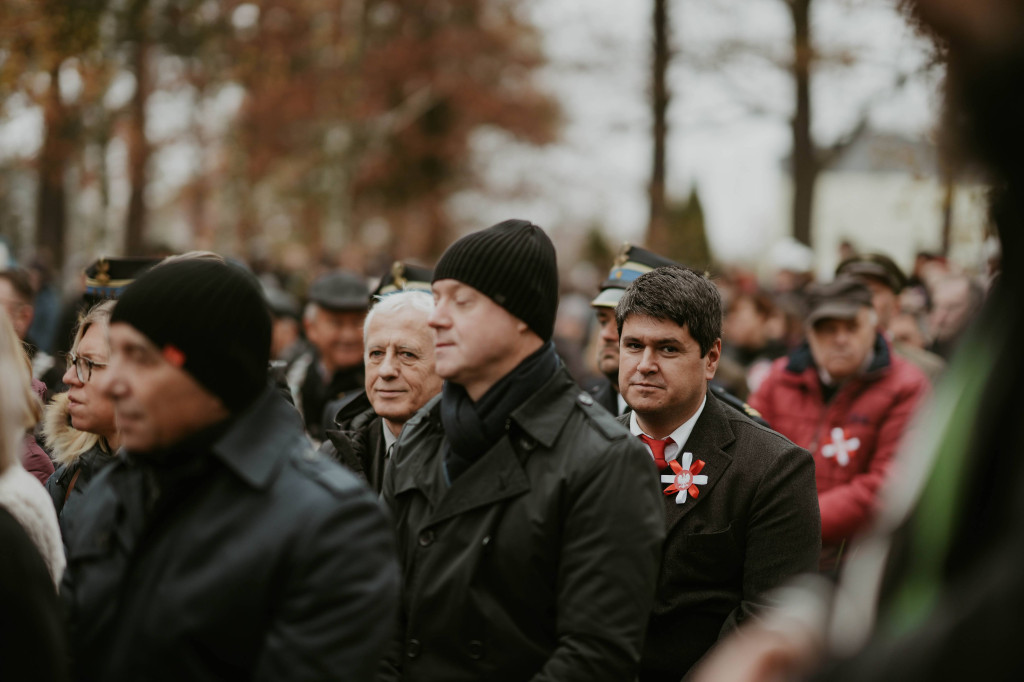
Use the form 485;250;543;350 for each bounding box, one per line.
65;352;108;383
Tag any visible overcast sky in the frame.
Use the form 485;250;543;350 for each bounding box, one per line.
0;0;939;267
454;0;940;264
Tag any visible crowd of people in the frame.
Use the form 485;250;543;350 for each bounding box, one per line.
2;1;1023;680
0;211;988;681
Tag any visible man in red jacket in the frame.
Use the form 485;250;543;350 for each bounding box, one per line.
749;277;929;570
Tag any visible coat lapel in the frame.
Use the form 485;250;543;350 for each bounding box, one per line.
662;393;735;533
426;437;531;527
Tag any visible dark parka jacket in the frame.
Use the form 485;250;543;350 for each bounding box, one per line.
381;367;665;682
320;391;389;493
60;387;400;682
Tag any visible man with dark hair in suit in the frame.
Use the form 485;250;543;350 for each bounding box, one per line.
615;265;821;681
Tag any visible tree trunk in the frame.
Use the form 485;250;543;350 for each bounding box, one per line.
124;32;151;256
35;66;71;270
790;0;817;247
647;0;670;253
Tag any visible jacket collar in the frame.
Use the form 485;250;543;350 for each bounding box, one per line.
785;331;892;377
211;385;308;490
330;389;375;429
507;367;576;449
391;367;579;523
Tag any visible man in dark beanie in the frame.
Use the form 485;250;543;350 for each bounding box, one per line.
59;258;399;682
381;219;664;682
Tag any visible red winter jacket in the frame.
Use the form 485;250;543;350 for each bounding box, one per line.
749;334;928;551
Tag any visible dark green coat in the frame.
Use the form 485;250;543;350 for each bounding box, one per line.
381;367;665;682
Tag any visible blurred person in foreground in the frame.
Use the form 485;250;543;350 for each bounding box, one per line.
749;278;930;570
615;266;820;681
0;312;64;587
61;258;398;681
381;219;664;681
0;293;68;682
692;2;1024;679
286;269;370;441
836;253;946;383
926;272;984;360
321;289;442;493
43;301;120;529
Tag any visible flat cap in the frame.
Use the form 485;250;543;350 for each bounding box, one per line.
806;276;874;325
836;253;907;294
308;270;369;311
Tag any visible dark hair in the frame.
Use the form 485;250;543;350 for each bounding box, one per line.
0;269;35;304
616;266;722;357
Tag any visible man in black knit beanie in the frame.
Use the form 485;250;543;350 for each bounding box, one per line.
380;219;665;682
60;257;399;682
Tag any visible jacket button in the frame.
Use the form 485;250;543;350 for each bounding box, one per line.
468;639;484;660
418;529;435;547
578;392;594;406
406;639;421;658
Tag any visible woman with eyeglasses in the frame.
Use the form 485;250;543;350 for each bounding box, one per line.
44;300;119;524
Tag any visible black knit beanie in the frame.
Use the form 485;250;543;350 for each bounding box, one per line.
110;258;271;411
433;219;559;341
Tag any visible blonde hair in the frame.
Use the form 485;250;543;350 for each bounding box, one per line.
44;300;117;466
72;300;116;356
0;312;35;473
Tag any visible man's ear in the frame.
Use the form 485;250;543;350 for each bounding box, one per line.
705;338;722;380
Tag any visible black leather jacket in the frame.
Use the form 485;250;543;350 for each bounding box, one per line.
60;387;399;682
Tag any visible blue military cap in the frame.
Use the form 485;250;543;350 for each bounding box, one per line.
84;257;161;299
591;243;680;308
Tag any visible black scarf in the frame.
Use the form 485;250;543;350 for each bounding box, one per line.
441;341;559;483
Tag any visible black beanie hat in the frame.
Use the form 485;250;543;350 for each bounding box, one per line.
433;219;559;341
110;258;271;411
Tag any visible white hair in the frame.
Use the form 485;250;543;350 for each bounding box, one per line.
364;291;435;342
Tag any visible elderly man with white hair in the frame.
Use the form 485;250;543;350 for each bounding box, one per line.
321;290;443;492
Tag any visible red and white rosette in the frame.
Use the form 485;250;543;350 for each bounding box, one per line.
660;452;708;504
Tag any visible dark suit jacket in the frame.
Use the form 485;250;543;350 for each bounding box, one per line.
620;390;821;681
589;379;621;415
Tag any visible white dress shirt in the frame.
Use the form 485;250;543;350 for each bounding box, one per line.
629;395;707;464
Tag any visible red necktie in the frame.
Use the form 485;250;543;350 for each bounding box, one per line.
639;434;674;469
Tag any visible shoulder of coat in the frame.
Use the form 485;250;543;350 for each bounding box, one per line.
573;390;630;441
289;446;366;499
